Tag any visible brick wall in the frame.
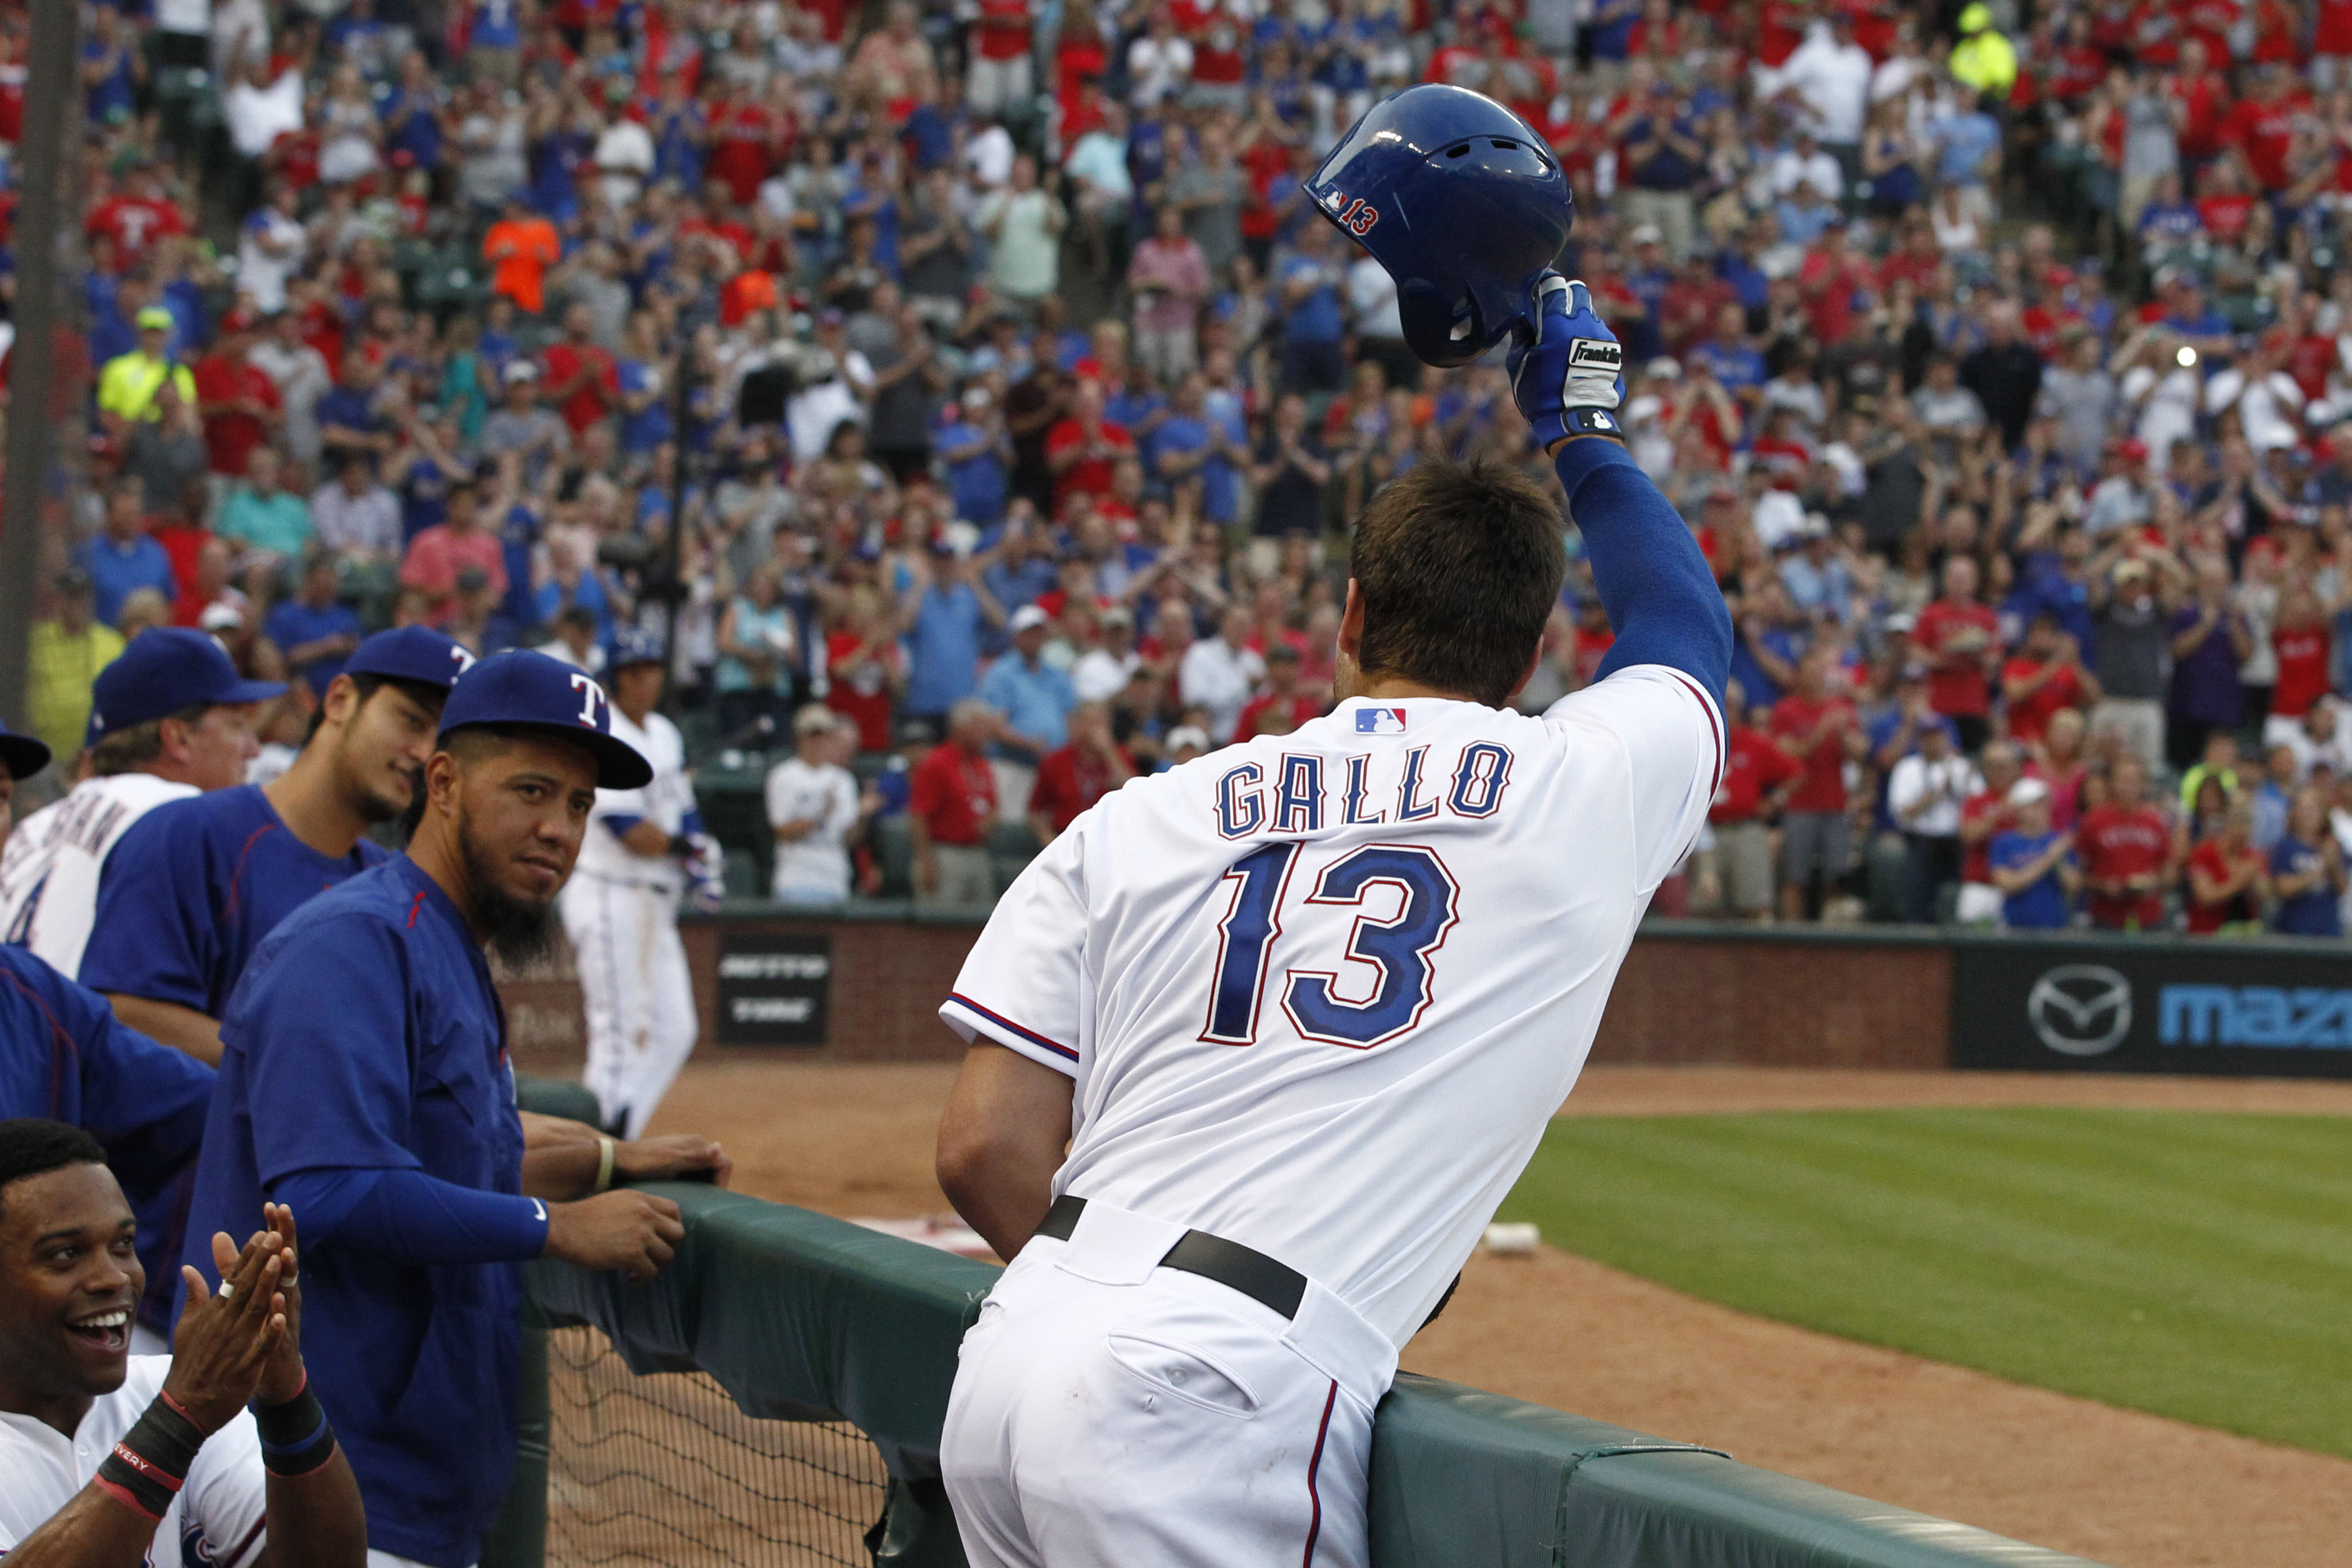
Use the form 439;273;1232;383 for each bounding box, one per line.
501;916;1954;1071
1593;934;1952;1068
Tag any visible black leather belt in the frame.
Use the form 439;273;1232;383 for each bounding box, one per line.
1035;1195;1307;1320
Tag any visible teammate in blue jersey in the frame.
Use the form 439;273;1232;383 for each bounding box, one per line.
0;943;216;1349
80;627;476;1067
182;650;729;1568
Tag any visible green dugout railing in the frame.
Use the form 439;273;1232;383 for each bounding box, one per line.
490;1108;2109;1568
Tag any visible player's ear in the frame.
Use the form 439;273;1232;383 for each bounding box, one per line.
1337;580;1365;664
322;674;360;729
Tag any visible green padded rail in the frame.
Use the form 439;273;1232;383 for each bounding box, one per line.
518;1176;2111;1568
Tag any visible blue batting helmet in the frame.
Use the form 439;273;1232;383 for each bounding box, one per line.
1303;84;1573;369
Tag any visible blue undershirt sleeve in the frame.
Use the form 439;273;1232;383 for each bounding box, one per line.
272;1167;551;1264
602;812;647;840
1551;437;1733;707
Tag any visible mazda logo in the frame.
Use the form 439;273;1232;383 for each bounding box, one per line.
2027;965;2133;1056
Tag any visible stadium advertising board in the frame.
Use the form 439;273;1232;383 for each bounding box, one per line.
714;932;833;1046
1952;940;2352;1077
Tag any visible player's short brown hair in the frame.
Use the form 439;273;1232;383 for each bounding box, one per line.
1350;457;1567;707
88;702;212;776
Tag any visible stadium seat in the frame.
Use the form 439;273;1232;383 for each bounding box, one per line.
874;816;915;899
988;821;1042;895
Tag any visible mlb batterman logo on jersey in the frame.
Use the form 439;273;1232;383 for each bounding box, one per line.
1354;707;1408;735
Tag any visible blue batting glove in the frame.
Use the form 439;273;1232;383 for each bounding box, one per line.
1506;272;1628;450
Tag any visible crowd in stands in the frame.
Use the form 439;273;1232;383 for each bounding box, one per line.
19;0;2352;934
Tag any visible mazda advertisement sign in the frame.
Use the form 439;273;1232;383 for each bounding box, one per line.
1952;940;2352;1076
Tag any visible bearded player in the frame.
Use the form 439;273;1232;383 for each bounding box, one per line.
931;86;1730;1567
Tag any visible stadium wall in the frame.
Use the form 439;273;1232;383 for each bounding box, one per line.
496;914;2352;1078
492;1171;2110;1568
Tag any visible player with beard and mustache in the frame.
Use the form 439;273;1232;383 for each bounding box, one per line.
179;650;732;1568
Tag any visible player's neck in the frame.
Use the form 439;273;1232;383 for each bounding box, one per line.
617;700;655;728
1343;673;1480;704
266;747;370;859
0;1375;91;1442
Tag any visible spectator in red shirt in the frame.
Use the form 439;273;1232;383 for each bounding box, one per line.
541;302;621;436
1045;380;1134;511
1770;647;1863;921
2185;796;2269;933
398;478;510;626
1702;676;1801;919
2264;583;2335;750
1913;555;2002;752
825;586;908;753
2221;62;2303;192
85;161;187;264
2077;753;2175;929
1955;739;2025;919
1232;643;1322;739
910;699;1001;907
191;313;282;477
2001;612;2100;749
1027;700;1134;843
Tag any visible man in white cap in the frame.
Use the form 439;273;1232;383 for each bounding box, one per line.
1988;777;2077;929
765;706;862;904
977;604;1077;822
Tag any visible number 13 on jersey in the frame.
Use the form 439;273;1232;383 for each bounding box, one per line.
1202;842;1460;1049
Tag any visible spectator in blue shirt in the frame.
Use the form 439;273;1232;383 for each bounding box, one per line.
901;540;1006;720
981;511;1060;619
1278;221;1349;394
266;554;367;697
979;604;1079;799
1688;302;1766;401
77;480;177;627
2269;788;2345;936
939;387;1013;526
1990;779;2079;929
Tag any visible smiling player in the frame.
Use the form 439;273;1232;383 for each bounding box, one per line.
0;1119;366;1568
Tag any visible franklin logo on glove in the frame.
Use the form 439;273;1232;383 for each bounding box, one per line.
1568;340;1622;371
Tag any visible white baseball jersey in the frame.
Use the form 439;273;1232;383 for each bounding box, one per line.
0;1355;268;1566
0;773;200;977
940;672;1721;1346
763;756;860;900
572;710;693;893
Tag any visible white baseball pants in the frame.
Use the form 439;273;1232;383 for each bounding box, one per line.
559;874;698;1139
940;1199;1396;1568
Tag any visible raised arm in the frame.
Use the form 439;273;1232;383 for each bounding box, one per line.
1509;274;1732;704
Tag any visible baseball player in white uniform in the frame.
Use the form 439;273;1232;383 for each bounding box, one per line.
0;1119;364;1567
0;630;281;978
559;628;723;1138
931;276;1730;1566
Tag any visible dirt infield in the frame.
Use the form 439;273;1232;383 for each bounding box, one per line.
648;1060;2352;1568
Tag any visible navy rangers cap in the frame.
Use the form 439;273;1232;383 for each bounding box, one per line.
437;648;652;789
345;626;478;693
606;627;664;671
89;628;286;740
0;718;51;780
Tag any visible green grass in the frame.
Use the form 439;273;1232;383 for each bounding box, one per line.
1495;1108;2352;1457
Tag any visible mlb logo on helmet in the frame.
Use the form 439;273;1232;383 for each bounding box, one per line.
1354;707;1408;735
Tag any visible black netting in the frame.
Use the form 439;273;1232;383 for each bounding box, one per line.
545;1324;889;1568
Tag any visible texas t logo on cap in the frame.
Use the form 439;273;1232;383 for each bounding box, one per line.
1355;707;1408;735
